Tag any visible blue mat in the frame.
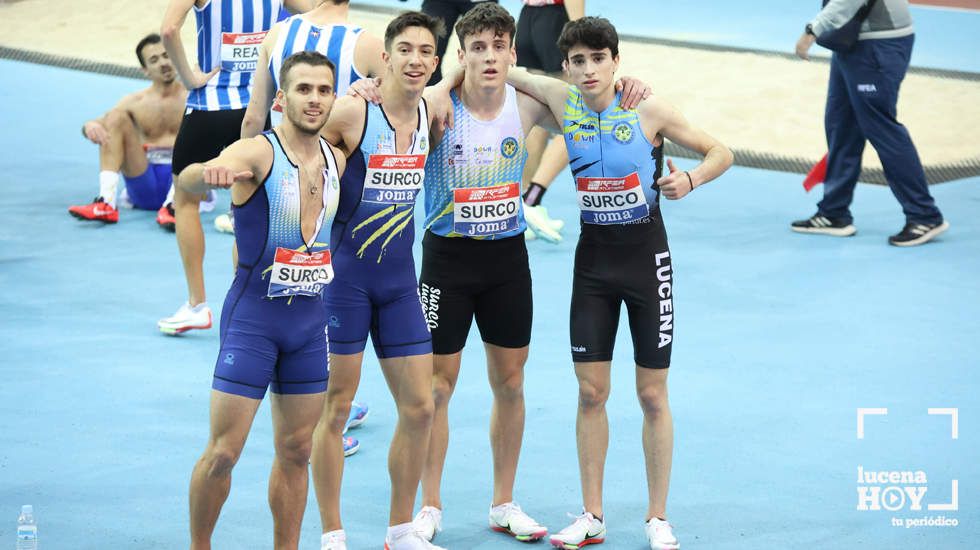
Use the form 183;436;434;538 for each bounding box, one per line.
1;60;977;548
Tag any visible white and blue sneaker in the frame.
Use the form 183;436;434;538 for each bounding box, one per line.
343;401;369;434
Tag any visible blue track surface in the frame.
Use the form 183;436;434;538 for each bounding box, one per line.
1;60;977;548
353;0;980;72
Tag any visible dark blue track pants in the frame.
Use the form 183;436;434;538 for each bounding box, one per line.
818;34;943;225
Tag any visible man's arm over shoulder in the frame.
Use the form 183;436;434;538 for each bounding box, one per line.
641;97;733;189
507;67;568;124
321;95;367;157
517;91;560;133
354;32;387;79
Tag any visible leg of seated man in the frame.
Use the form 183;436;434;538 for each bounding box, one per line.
269;391;325;548
189;390;262;549
70;109;148;221
379;353;435;525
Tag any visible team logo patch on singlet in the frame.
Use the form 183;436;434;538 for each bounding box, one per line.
613;122;634;144
361;154;426;204
500;137;518;159
221;31;266;72
452;183;521;237
577;172;649;225
267;248;332;298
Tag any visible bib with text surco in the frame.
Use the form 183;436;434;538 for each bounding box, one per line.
452;183;521;237
576;172;649;224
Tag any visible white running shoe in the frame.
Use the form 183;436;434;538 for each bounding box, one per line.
384;528;446;550
550;512;605;549
523;204;562;244
645;518;679;550
524;227;538;241
214;211;234;234
489;502;548;541
321;529;347;550
157;302;212;335
413;506;443;542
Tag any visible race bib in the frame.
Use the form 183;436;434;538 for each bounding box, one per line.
576;172;649;225
361;154;426;204
267;247;332;298
220;31;266;73
452;183;521;237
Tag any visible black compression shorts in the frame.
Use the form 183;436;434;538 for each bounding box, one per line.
515;4;569;74
419;231;532;354
570;212;673;369
172;108;249;175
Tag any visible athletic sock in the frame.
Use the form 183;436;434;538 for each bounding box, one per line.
99;171;120;208
523;182;547;206
386;521;414;540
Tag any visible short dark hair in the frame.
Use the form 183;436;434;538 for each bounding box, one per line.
455;2;516;49
384;11;445;51
135;33;162;68
557;16;619;59
279;51;337;91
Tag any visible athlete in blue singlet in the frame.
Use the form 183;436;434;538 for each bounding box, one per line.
310;12;449;550
158;0;305;335
242;0;388;139
178;52;346;549
504;17;733;550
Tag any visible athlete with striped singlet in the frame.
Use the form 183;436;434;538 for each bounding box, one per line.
157;0;311;336
242;0;387;139
180;51;345;550
501;17;733;550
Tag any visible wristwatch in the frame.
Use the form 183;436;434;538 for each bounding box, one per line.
805;23;816;36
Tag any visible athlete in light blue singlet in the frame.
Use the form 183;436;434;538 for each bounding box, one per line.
502;17;733;550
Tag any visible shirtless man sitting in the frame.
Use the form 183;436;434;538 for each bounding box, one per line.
69;33;192;223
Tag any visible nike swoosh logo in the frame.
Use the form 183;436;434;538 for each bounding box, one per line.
94;208;112;215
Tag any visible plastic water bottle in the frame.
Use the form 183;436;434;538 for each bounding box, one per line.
16;505;37;550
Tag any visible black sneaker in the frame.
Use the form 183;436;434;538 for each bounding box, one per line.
790;214;856;237
888;221;949;247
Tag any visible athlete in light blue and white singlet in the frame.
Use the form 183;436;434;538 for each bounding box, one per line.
422;84;528;240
